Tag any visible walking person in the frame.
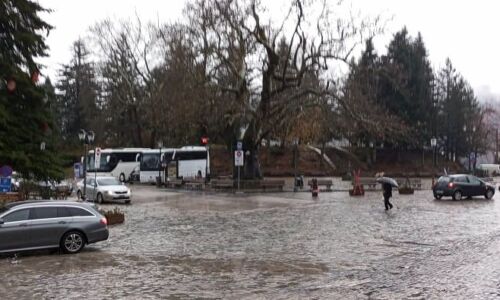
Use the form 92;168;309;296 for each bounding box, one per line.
382;182;393;210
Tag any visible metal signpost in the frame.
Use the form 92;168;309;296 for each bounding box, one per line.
235;149;244;191
0;165;13;193
201;137;209;182
95;147;101;169
94;147;101;196
0;177;11;193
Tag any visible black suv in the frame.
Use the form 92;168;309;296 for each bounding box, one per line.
433;174;495;200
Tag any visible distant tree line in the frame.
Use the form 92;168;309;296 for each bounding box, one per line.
345;28;492;168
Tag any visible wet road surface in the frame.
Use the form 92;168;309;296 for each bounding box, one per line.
2;184;500;299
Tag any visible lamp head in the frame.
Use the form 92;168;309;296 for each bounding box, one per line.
87;131;95;143
78;129;85;141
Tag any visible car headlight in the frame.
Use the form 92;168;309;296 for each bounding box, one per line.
127;189;131;195
106;190;113;195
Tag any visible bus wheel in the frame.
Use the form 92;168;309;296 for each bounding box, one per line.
119;173;126;182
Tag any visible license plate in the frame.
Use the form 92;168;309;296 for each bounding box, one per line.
435;190;443;195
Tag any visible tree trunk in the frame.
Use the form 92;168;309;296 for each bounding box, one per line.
320;142;326;167
131;105;143;146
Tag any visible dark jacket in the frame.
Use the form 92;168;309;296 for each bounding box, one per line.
382;183;392;197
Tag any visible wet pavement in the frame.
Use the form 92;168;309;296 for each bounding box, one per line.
2;183;500;299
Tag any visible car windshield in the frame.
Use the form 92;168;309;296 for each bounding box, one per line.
97;178;121;186
438;176;450;183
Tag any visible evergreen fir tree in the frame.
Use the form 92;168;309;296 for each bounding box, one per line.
0;0;63;180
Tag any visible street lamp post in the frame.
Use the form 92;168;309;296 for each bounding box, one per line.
293;138;299;192
463;125;476;172
158;141;163;186
78;129;95;200
201;136;209;183
472;126;476;171
431;137;437;168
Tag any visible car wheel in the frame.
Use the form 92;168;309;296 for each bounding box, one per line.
486;189;494;200
434;194;442;200
452;190;462;201
96;193;104;204
119;173;126;183
61;231;86;254
77;190;82;200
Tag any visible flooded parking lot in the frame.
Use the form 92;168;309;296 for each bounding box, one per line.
2;184;500;299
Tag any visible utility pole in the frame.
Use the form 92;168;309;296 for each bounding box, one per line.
496;128;499;164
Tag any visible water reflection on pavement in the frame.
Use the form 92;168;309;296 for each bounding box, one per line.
2;185;500;299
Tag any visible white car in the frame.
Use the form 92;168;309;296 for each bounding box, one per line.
76;176;131;204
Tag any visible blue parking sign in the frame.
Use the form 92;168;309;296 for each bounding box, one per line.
0;177;11;193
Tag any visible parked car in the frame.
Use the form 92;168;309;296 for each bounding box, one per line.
433;174;495;200
0;201;108;254
76;176;131;204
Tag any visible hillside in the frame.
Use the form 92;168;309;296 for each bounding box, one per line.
210;145;462;178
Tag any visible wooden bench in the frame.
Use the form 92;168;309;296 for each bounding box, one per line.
167;178;184;188
211;179;234;190
307;179;333;191
184;179;204;190
260;180;285;191
54;186;71;199
396;178;422;189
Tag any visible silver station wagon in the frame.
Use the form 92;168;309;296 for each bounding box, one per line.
0;201;109;254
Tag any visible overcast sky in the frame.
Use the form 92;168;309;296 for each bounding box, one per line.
38;0;500;99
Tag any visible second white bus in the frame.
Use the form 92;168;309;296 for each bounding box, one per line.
139;146;209;183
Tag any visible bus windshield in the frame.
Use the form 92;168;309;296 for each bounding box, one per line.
141;153;160;171
87;153;117;172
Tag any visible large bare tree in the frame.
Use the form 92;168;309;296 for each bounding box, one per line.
185;0;382;178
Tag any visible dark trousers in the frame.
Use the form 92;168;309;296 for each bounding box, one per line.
384;195;393;210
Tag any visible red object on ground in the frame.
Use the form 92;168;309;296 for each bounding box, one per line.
311;178;319;197
349;169;365;196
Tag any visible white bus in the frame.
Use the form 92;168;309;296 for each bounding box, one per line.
86;148;150;182
139;146;209;184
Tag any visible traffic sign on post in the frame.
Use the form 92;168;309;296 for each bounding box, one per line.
95;147;101;169
235;150;244;166
236;141;243;151
0;177;11;193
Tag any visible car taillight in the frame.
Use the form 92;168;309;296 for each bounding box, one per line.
100;217;108;226
448;182;454;188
